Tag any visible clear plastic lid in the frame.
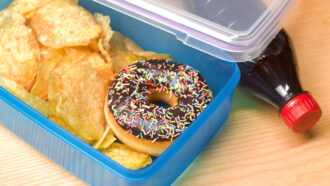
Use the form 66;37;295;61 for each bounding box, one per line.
98;0;299;62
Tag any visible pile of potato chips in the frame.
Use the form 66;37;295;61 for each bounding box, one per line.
0;0;171;169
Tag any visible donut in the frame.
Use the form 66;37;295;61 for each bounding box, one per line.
105;59;213;156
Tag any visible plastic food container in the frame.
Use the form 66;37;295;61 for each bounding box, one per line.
0;0;298;185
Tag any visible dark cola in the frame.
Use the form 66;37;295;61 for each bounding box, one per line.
238;30;322;132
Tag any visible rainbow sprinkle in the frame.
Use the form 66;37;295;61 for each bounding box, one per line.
107;59;213;142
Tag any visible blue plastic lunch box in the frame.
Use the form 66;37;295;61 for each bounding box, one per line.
0;0;240;185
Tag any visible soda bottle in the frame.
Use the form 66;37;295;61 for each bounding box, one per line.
181;0;322;132
238;30;322;132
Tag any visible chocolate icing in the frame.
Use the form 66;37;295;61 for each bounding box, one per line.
107;59;213;142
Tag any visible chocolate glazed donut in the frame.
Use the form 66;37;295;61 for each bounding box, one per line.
105;59;213;156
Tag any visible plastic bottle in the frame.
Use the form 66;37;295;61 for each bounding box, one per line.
238;30;322;132
181;0;322;132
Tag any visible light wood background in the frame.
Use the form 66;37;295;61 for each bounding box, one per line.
1;0;329;185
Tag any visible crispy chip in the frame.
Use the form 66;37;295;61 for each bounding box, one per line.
123;37;144;54
48;115;77;136
94;13;113;52
101;143;152;170
8;0;53;19
110;31;128;51
53;47;91;70
0;75;99;145
61;47;91;66
87;52;114;79
48;115;96;145
123;37;172;60
139;52;172;61
0;74;110;147
39;44;65;61
48;61;110;141
89;39;112;64
97;130;117;149
110;36;171;73
93;125;116;149
61;47;114;80
0;10;39;90
0;75;85;138
97;39;112;63
93;13;113;63
8;0;79;19
30;0;101;48
0;74;104;146
31;46;65;99
0;75;51;117
111;50;145;74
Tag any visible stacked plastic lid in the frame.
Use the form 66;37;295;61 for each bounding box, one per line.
100;0;299;62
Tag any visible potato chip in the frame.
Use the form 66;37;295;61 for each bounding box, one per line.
8;0;53;19
0;74;113;147
52;47;90;70
0;10;39;90
139;52;172;61
87;52;114;80
97;39;112;63
48;115;96;145
110;36;171;73
123;37;172;60
62;47;92;65
39;44;65;61
48;61;109;141
31;46;65;99
0;75;51;117
123;37;144;54
94;13;113;51
93;125;116;149
88;39;112;64
30;0;101;48
97;130;117;149
111;50;145;74
110;32;128;51
101;143;152;170
8;0;79;19
0;75;95;142
48;115;77;136
60;47;114;80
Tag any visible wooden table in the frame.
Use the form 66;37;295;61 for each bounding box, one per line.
1;0;329;185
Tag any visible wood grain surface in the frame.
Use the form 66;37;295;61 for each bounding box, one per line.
1;0;329;185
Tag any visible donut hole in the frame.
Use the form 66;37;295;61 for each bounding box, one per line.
151;100;171;109
147;93;177;109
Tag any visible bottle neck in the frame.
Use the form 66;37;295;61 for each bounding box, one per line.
238;30;304;110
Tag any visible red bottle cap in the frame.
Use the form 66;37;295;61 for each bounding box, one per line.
280;93;322;133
